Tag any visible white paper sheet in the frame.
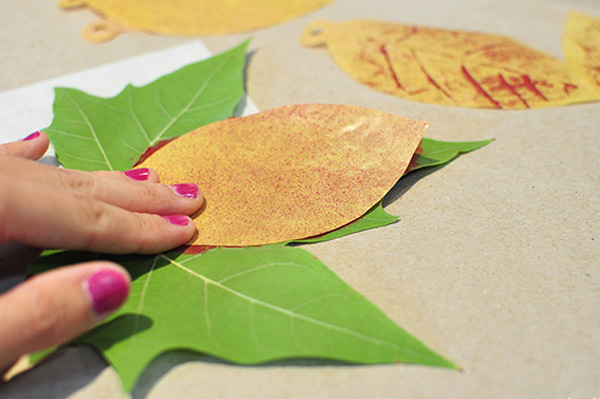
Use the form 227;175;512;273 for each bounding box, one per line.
0;40;258;160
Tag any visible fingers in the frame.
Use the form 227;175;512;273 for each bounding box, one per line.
94;168;160;184
0;131;50;160
1;178;198;253
0;156;202;216
0;262;130;370
57;168;202;215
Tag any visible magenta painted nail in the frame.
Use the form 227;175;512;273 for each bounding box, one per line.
169;183;198;199
22;131;40;141
162;215;191;226
85;269;130;315
124;168;150;181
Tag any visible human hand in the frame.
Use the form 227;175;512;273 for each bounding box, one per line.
0;131;204;371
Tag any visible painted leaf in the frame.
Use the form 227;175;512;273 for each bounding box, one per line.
32;246;457;391
138;104;426;246
301;19;600;109
59;0;333;43
45;41;248;171
292;137;492;244
563;11;600;92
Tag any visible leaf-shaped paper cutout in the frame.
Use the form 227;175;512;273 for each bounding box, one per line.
33;245;456;391
301;20;600;109
563;11;600;92
45;41;248;171
293;137;492;244
138;104;426;246
59;0;333;42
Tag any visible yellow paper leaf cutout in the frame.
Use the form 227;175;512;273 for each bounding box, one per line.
563;11;600;92
59;0;333;42
139;104;426;247
301;20;600;109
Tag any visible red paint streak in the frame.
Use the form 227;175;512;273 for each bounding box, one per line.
563;83;578;95
407;88;428;96
464;42;506;57
423;74;450;97
496;74;530;108
461;66;502;109
511;75;548;101
134;137;176;167
183;245;217;255
411;50;454;101
380;45;403;90
404;141;424;175
183;244;251;254
582;45;594;54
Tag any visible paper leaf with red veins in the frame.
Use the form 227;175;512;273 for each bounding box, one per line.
301;19;599;109
563;11;600;92
138;104;426;247
59;0;333;43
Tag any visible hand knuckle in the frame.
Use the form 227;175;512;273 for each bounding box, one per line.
61;171;99;197
80;199;111;248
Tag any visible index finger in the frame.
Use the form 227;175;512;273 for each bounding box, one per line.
0;131;50;160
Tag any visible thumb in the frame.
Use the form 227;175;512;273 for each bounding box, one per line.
0;131;50;160
0;261;130;369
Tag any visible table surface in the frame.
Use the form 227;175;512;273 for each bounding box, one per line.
0;0;599;398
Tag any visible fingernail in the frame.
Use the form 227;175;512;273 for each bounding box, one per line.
22;131;40;141
124;168;150;181
85;269;130;315
162;215;192;226
169;183;198;199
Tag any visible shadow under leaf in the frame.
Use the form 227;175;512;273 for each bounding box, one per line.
382;165;443;208
132;350;360;399
79;314;154;352
0;346;109;399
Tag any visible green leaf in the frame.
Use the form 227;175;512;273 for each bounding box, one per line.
45;40;249;171
407;138;493;173
36;246;457;391
292;203;398;244
293;138;492;244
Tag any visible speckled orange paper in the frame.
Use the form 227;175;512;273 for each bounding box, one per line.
139;104;426;246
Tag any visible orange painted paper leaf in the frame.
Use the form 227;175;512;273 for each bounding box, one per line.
563;11;600;92
139;104;426;246
59;0;333;42
301;20;600;109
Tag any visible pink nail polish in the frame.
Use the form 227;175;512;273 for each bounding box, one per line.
124;168;150;181
170;183;198;199
85;269;130;315
22;131;40;141
162;215;191;226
